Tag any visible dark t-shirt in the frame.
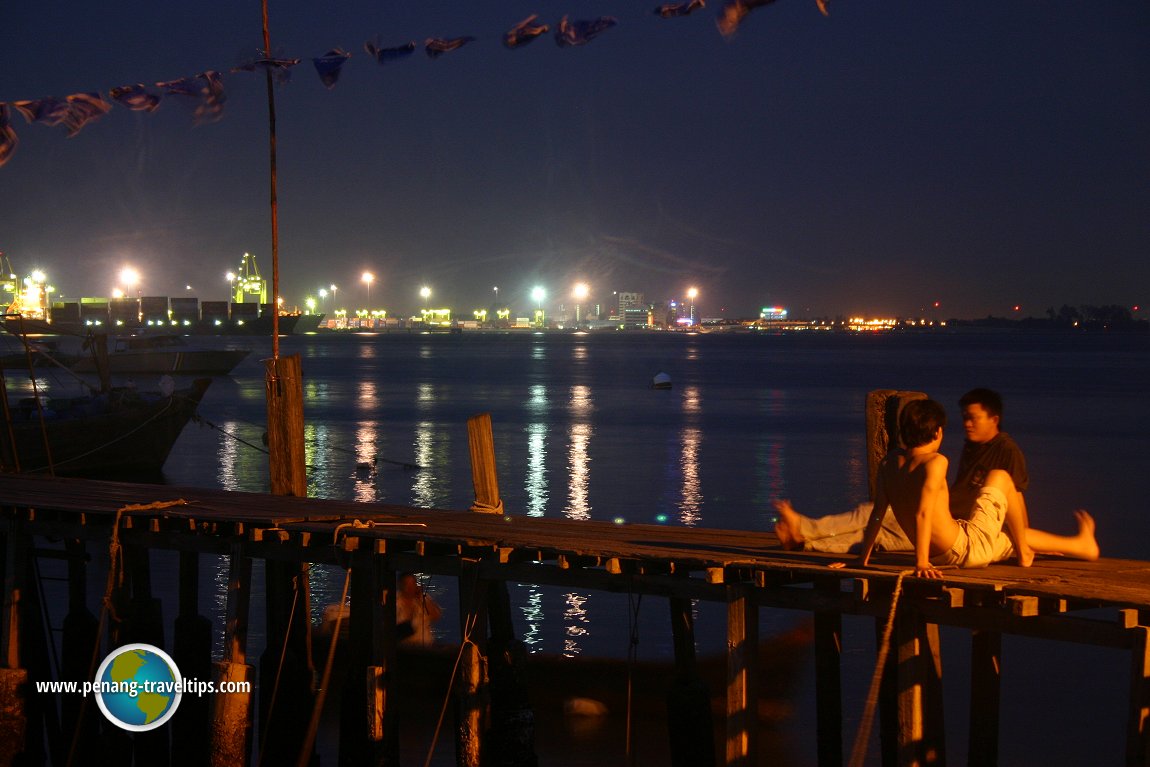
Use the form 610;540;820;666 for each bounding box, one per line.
950;432;1028;518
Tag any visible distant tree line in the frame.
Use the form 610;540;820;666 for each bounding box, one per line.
952;304;1147;332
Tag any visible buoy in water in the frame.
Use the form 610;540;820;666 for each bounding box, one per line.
651;372;672;390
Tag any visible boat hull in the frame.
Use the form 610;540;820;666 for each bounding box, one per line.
1;379;211;476
70;348;249;376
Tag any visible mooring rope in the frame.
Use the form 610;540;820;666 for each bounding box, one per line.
66;505;128;767
469;498;504;515
424;575;484;767
256;571;301;767
296;565;352;767
847;568;915;767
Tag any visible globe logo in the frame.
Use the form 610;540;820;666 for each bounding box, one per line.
93;643;183;731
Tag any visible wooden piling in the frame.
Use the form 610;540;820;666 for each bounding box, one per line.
0;531;27;767
265;353;307;498
814;580;843;767
209;545;254;767
864;390;926;500
725;585;759;767
260;560;315;767
967;629;1002;766
173;550;212;767
1129;625;1150;767
60;539;98;759
893;609;945;766
667;596;715;767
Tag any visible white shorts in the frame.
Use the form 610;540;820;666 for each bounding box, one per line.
932;486;1015;568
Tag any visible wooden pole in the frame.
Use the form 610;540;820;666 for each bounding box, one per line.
260;560;314;766
865;390;927;501
265;354;307;497
60;539;98;759
456;561;487;767
0;531;27;767
893;610;945;766
467;413;502;514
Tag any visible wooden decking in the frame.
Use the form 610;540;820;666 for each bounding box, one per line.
3;472;1150;766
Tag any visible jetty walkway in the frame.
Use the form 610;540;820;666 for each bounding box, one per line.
2;471;1149;766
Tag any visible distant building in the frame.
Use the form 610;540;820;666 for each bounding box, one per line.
617;291;648;329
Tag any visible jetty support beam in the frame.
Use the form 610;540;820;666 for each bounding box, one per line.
209;544;254;767
1130;624;1150;767
668;595;715;767
814;580;843;767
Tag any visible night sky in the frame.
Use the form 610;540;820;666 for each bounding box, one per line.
2;1;1147;320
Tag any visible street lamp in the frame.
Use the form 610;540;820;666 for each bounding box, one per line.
531;286;546;328
687;286;698;325
573;282;589;325
362;272;375;308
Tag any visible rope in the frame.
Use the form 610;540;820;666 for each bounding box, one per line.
424;576;484;767
66;506;128;767
847;569;914;767
256;572;301;767
469;498;504;515
192;415;270;455
296;565;352;767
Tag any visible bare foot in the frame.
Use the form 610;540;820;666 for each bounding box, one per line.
772;499;805;550
1017;544;1035;568
1073;509;1101;561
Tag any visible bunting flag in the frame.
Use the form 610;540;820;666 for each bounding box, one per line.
157;71;226;124
654;0;706;18
364;39;417;65
11;97;71;126
554;16;618;47
0;105;17;168
425;37;476;58
110;83;162;112
717;0;778;37
1;2;829;168
62;92;112;137
312;48;352;89
504;15;550;49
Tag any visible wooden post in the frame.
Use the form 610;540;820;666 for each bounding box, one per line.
467;413;502;514
893;610;945;766
209;545;254;767
865;390;927;501
340;553;376;766
726;585;759;767
968;629;1001;766
173;550;213;767
266;354;307;497
0;531;28;767
456;641;485;767
1128;625;1150;767
371;565;400;766
814;580;843;767
466;412;537;766
667;596;715;767
260;560;315;767
61;539;99;760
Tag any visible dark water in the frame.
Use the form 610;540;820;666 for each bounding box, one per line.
23;329;1150;764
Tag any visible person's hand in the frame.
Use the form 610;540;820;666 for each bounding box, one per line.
915;563;943;579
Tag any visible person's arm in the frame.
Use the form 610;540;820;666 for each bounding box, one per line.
856;481;890;567
914;457;948;578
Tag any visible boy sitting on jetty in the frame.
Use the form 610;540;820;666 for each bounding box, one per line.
802;398;1098;578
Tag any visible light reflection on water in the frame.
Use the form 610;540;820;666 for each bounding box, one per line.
562;591;589;657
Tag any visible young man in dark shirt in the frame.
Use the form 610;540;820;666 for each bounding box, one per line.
775;388;1035;565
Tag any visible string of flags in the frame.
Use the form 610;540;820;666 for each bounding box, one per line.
0;0;829;169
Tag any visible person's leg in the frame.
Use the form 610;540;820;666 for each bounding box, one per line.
988;471;1035;567
775;500;910;554
1025;510;1100;560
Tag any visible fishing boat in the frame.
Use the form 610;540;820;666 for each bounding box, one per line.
0;377;212;477
69;334;249;376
